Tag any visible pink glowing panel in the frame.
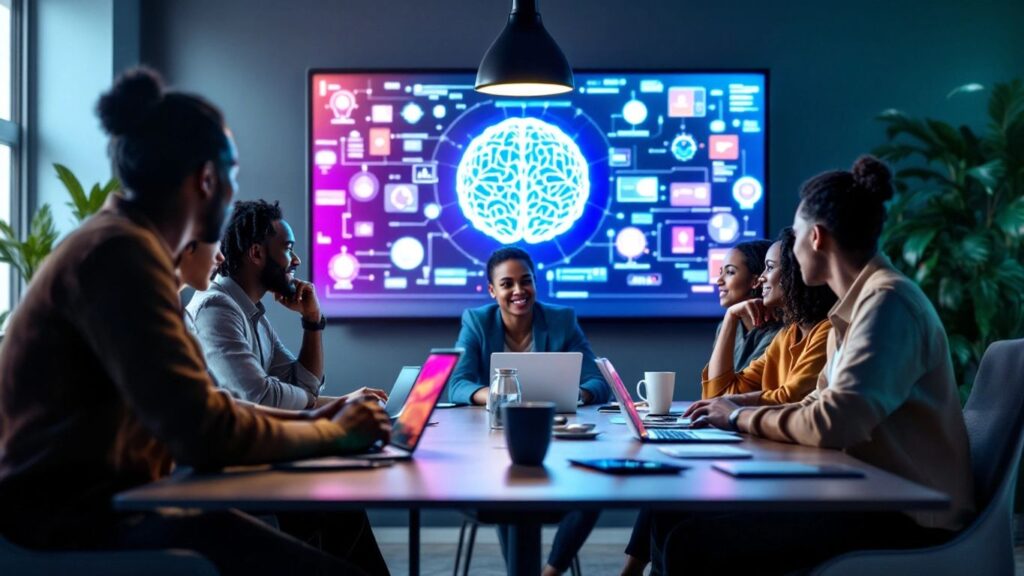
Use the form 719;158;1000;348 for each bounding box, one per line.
669;182;711;207
707;248;730;284
671;226;695;254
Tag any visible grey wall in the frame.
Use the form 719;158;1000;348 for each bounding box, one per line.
140;0;1024;401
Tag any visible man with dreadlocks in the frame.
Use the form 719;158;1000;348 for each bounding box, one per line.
188;199;332;409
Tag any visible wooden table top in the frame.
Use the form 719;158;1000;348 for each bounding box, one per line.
115;404;950;513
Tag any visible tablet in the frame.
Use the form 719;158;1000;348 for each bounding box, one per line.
570;458;688;475
712;461;865;478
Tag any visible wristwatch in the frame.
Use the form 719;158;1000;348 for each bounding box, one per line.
727;407;747;432
301;314;326;331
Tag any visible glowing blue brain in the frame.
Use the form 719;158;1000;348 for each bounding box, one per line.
456;117;590;244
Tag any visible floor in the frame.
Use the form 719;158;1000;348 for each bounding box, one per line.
378;527;631;575
375;528;1024;575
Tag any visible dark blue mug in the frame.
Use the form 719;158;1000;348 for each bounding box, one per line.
502;402;556;466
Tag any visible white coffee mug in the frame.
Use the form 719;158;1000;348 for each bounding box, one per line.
636;371;676;415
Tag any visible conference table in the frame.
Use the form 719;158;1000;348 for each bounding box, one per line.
115;403;950;576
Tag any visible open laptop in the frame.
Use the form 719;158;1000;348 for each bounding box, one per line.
490;352;582;413
354;349;462;460
385;365;421;419
595;357;742;443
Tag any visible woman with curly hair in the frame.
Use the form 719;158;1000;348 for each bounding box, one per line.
692;226;837;405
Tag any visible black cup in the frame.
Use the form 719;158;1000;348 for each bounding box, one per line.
502;401;556;466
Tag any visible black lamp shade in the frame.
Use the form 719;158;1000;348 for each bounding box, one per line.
475;0;574;97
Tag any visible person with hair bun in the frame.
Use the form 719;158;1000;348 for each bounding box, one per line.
620;230;834;576
646;156;975;575
0;68;392;575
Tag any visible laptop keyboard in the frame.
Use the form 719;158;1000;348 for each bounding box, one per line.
648;429;706;441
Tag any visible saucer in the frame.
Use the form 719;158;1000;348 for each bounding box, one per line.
553;423;596;433
553;430;601;440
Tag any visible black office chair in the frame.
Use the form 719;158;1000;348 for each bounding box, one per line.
454;518;582;576
812;338;1024;575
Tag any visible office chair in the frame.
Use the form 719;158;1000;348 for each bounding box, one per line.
454;518;582;576
812;338;1024;575
0;536;219;576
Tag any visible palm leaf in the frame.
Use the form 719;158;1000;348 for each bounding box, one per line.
55;163;90;222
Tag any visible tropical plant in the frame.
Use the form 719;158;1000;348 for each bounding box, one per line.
54;163;119;224
875;79;1024;401
0;165;118;328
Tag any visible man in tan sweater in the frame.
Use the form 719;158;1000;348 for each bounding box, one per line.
0;69;391;575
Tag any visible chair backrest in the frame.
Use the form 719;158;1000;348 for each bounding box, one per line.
963;338;1024;510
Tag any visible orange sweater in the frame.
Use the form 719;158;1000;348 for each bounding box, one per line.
701;319;831;404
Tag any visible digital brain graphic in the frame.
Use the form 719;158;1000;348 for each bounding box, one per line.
455;117;590;244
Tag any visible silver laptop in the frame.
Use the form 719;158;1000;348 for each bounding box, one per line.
385;366;421;419
489;352;582;413
596;357;742;443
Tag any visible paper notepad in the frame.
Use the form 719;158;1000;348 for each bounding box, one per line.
659;446;753;459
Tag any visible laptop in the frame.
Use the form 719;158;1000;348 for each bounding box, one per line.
354;349;462;460
385;365;421;419
490;352;582;413
595;357;742;443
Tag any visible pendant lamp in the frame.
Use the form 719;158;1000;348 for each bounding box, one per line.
475;0;574;97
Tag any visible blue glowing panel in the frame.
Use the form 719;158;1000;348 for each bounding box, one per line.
309;71;768;318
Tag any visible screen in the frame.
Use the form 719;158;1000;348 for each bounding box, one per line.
595;357;647;435
310;70;767;318
391;352;459;450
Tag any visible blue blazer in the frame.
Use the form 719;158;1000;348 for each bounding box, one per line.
448;301;611;406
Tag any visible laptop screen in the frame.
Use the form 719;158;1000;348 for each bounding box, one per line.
595;358;647;437
391;351;460;451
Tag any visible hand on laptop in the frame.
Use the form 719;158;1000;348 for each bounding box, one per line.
307;388;389;421
331;400;392;453
685;397;739;430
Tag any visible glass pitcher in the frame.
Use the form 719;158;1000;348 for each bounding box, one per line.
488;368;522;430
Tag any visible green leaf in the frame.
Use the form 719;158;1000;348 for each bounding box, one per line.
927;119;965;158
895;167;954;186
902;228;937;267
938;277;963;311
956;232;990;267
914;252;939;284
973;278;1000;339
55;163;90;222
965;159;1005;194
995;197;1024;238
988;79;1024;133
947;83;986;99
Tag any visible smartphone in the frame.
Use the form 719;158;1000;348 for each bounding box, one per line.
597;403;621;413
569;458;688;475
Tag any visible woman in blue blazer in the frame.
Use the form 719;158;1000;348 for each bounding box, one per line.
450;247;607;576
448;249;610;406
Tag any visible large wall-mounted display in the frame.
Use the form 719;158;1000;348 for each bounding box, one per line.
309;70;767;318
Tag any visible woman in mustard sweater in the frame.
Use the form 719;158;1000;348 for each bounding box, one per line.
695;226;838;406
620;227;836;576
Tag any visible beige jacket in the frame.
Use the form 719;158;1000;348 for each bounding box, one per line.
744;255;974;531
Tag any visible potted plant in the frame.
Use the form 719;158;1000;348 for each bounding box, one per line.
875;79;1024;401
0;164;118;326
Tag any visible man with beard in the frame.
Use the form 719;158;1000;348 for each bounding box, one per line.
0;68;392;574
188;200;332;409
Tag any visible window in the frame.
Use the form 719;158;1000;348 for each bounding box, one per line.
0;0;18;316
